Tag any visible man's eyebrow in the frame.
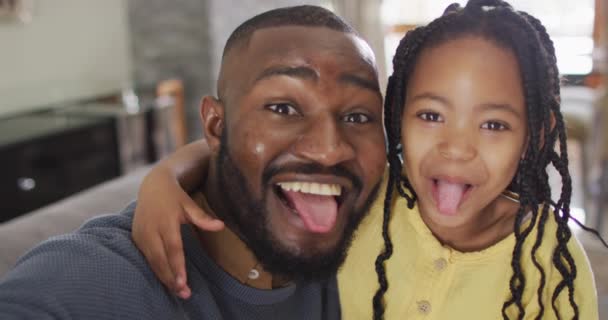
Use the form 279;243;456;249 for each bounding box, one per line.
339;73;381;96
254;66;318;83
254;65;381;98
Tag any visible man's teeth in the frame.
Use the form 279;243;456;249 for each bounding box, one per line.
277;182;342;196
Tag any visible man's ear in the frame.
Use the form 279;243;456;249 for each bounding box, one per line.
200;96;224;153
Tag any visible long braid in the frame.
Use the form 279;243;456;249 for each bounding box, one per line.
518;12;578;311
477;6;550;318
519;11;585;319
522;14;558;318
372;75;398;319
551;109;579;318
522;12;580;317
522;11;580;317
372;26;431;319
502;9;556;318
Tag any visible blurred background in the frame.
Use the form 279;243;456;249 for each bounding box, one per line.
0;0;606;315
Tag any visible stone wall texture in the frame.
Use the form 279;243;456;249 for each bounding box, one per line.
127;0;322;140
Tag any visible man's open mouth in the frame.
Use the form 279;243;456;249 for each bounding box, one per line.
272;182;346;233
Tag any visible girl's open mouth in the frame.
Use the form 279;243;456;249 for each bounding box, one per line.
431;178;473;216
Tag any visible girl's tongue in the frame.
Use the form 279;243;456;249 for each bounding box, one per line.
434;180;468;216
282;190;338;233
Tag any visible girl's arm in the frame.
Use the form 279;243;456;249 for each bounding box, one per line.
132;139;223;299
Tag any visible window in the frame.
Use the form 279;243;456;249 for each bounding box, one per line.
381;0;595;75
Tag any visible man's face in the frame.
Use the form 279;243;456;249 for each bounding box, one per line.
207;26;386;279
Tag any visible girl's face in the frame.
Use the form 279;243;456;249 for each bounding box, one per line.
401;36;528;231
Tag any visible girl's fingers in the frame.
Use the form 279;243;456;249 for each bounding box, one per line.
162;217;191;299
183;197;224;232
145;233;180;294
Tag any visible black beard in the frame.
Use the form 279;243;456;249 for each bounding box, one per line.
214;134;381;282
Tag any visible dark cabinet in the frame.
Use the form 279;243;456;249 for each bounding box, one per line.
0;114;120;222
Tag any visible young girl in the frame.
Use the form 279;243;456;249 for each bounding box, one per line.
132;0;604;318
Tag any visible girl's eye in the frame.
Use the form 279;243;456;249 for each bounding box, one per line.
481;121;509;131
266;103;299;116
343;113;371;124
417;112;443;122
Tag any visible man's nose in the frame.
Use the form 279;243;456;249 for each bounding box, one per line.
291;115;356;167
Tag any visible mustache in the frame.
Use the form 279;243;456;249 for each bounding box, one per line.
262;162;362;193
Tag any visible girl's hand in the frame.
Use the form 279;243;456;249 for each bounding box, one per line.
133;168;224;299
132;140;221;299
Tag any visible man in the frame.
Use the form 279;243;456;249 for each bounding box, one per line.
0;5;386;319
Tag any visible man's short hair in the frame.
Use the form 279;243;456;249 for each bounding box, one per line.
223;5;356;57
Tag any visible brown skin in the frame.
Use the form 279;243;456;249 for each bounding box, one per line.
133;140;221;298
133;35;530;298
191;192;284;289
134;26;386;295
402;37;528;252
204;26;385;253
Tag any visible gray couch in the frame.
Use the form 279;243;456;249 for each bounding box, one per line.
0;165;150;276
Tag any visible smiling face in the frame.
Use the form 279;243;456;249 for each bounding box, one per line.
401;36;528;232
202;26;386;278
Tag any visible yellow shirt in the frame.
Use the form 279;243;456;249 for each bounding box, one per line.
338;187;598;319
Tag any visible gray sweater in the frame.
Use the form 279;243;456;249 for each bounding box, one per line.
0;202;341;319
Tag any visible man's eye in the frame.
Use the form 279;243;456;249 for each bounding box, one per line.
266;103;299;116
417;112;442;122
343;113;371;124
481;121;509;131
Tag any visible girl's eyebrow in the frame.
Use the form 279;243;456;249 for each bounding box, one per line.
476;103;523;119
408;92;450;106
410;92;523;119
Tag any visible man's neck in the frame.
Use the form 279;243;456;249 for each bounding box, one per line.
196;172;289;289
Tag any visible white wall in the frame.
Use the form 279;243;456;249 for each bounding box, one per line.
0;0;132;117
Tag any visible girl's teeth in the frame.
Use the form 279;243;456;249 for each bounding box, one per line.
277;182;342;196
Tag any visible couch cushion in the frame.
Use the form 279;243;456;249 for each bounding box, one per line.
0;166;150;276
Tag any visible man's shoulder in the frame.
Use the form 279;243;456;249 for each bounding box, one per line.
18;202;140;270
0;202;180;319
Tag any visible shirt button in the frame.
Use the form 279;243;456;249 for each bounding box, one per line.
434;258;447;271
417;300;431;314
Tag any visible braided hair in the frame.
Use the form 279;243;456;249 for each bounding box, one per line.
373;1;607;319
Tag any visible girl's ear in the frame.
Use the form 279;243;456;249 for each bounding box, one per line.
199;96;224;153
